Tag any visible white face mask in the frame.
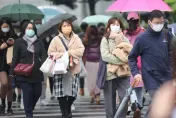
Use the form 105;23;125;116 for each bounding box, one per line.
110;25;120;33
151;23;164;32
1;27;10;33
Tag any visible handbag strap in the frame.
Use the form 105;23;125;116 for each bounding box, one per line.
32;52;34;64
31;46;35;64
58;36;68;51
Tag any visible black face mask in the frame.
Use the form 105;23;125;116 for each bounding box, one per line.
128;19;139;31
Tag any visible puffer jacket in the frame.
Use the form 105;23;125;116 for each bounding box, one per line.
85;41;101;62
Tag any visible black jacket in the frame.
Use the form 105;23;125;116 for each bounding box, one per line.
10;38;47;83
0;33;18;72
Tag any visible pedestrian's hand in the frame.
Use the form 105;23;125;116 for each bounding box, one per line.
51;52;64;60
7;38;14;45
133;74;142;87
0;43;8;50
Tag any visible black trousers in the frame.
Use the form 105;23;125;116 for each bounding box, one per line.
58;96;76;116
19;81;42;118
49;77;54;95
79;77;84;88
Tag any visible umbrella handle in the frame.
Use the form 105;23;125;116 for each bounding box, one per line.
132;80;137;88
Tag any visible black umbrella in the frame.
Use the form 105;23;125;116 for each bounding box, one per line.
114;87;133;118
37;13;77;38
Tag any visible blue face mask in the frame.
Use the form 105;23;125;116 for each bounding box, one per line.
26;29;35;37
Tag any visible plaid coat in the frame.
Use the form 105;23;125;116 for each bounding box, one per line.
53;74;78;98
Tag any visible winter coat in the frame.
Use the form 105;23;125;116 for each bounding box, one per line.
85;40;101;62
10;37;47;83
125;28;144;87
48;32;85;74
128;26;172;90
100;33;130;81
0;32;18;72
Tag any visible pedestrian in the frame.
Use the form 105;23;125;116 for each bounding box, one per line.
124;12;145;115
150;20;176;118
0;17;17;115
42;34;55;100
35;22;56;105
97;22;105;29
78;22;88;96
48;19;85;118
100;17;130;118
128;10;172;118
83;25;101;105
78;22;88;41
12;20;30;107
97;22;106;37
10;22;47;118
150;80;176;118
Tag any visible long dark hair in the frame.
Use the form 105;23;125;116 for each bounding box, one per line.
20;22;38;38
83;25;101;46
104;17;124;39
20;20;30;32
0;17;16;38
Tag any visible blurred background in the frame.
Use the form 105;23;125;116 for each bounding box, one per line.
0;0;175;32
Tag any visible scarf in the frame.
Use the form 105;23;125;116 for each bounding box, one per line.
109;31;124;45
23;35;37;53
127;26;142;36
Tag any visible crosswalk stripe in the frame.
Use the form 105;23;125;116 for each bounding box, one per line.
4;88;149;118
7;101;147;118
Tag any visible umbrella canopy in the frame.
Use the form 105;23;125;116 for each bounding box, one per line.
38;6;66;23
114;87;133;118
0;3;44;21
107;0;172;12
37;13;77;39
82;15;111;25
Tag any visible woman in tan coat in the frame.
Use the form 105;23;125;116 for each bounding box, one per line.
48;19;85;118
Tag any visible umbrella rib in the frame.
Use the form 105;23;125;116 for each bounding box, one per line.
26;5;31;20
9;5;14;20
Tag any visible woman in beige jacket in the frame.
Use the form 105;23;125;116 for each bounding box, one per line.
48;19;85;118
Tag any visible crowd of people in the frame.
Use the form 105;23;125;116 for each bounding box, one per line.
0;9;175;118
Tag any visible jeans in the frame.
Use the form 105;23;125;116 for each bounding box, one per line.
133;87;143;107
